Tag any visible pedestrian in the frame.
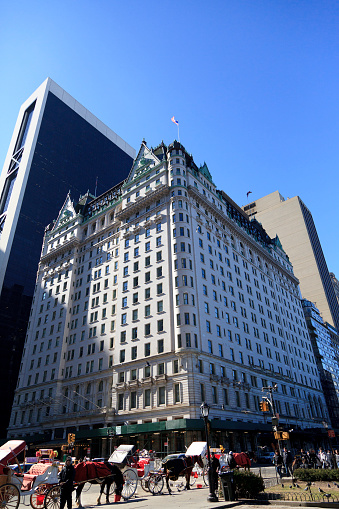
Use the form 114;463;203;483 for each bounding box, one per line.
327;450;335;469
335;449;339;469
308;449;319;469
273;451;283;478
282;447;294;477
59;456;75;509
227;451;237;470
210;452;220;495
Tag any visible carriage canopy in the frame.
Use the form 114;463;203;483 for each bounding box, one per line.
185;442;207;457
108;445;136;465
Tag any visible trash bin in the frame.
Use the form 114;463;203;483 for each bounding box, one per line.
219;470;235;501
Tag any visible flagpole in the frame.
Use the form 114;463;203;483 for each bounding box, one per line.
178;124;180;143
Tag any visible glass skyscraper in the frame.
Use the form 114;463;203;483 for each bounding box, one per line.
0;78;135;438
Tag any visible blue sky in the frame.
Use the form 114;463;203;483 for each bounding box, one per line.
1;0;338;274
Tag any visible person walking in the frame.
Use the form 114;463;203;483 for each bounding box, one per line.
273;451;283;478
282;447;294;477
59;456;75;509
210;452;220;495
335;449;339;469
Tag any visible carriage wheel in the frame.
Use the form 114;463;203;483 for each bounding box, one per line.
44;485;60;509
140;477;150;492
148;474;164;495
121;469;138;500
202;466;209;486
0;483;20;509
30;484;49;509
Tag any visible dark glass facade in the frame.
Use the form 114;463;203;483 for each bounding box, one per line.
300;201;339;332
0;92;133;437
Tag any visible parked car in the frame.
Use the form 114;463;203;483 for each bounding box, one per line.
10;463;35;473
258;452;275;464
162;453;185;463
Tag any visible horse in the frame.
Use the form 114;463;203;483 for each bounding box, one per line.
223;452;251;471
162;454;204;494
74;461;124;506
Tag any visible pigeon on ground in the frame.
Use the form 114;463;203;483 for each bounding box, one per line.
328;484;331;488
289;485;293;489
281;484;284;488
324;493;331;499
295;484;300;488
304;486;309;491
319;488;325;493
306;482;312;486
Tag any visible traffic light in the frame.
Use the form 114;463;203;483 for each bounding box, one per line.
260;400;269;412
68;433;75;444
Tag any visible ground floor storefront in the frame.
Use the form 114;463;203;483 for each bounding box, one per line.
22;418;334;460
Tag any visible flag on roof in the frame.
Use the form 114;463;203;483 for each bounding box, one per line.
171;116;179;125
246;191;252;198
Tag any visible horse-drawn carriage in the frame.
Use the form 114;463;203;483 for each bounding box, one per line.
142;441;207;495
0;440;60;509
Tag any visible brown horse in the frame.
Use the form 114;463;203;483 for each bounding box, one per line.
162;454;204;494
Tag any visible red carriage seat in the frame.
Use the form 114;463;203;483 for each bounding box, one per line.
136;458;150;477
21;464;50;491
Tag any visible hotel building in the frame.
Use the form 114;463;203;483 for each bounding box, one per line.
8;141;328;455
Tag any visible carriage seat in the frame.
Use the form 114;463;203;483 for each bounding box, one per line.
136;458;150;477
21;464;50;491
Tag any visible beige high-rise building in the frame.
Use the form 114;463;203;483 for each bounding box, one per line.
243;191;339;331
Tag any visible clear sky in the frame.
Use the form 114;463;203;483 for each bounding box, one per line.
1;0;338;275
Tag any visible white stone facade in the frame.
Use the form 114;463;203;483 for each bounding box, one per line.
8;141;328;440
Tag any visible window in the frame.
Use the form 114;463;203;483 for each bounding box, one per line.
144;389;151;407
158;386;165;405
174;383;180;403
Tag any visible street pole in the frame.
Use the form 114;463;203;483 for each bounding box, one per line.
262;384;281;455
201;402;218;503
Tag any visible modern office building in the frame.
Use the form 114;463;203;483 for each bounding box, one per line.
243;192;339;332
302;299;339;429
0;78;135;438
8;140;328;456
330;273;339;307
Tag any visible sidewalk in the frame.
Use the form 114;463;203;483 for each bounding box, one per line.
75;483;239;509
69;483;322;509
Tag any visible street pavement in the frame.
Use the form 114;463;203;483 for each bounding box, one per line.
16;467;306;509
16;476;315;509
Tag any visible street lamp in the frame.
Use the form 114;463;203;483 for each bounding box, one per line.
107;427;115;456
200;402;218;502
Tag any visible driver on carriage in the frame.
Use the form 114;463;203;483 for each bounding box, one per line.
58;457;75;509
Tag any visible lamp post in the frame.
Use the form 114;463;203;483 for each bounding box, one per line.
107;427;115;456
200;402;218;502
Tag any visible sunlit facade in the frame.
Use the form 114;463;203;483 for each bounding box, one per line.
8;141;329;455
